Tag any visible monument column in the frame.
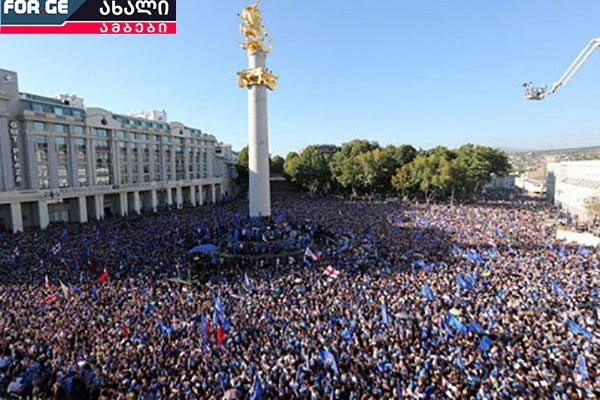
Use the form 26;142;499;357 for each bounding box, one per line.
247;50;271;217
237;0;278;218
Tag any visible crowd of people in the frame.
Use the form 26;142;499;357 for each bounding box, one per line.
0;186;598;399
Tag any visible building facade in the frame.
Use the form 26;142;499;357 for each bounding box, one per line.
547;160;600;224
0;68;235;232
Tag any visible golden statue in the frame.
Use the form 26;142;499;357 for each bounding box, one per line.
239;0;272;53
237;0;278;90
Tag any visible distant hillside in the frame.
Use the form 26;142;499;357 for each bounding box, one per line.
508;145;600;171
509;145;600;156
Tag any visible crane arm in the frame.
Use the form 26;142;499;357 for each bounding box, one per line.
524;37;600;100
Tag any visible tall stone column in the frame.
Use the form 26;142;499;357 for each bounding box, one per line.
37;201;50;229
237;1;278;218
247;51;271;217
10;202;23;233
190;185;197;206
132;191;141;214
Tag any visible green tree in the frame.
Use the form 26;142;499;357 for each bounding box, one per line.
284;151;300;183
270;155;285;174
330;140;380;195
456;144;511;198
355;148;397;194
294;146;332;196
235;146;249;186
392;153;452;203
391;163;413;199
441;158;467;205
384;144;418;167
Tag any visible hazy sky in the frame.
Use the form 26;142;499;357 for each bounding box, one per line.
1;0;599;156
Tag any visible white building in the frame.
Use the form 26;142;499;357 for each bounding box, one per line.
0;68;236;232
515;174;546;195
547;160;600;223
483;173;518;190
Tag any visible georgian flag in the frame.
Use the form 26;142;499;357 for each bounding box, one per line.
11;247;20;257
45;275;50;289
323;266;340;278
37;294;56;307
51;242;62;255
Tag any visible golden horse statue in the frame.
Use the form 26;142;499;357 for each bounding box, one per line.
239;0;272;53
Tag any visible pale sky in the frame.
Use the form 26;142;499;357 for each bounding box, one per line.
1;0;599;156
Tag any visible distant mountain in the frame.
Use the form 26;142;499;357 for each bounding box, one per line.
510;145;600;155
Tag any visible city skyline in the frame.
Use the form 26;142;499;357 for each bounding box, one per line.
1;0;599;156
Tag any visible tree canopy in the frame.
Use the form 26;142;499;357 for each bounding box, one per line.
283;141;511;202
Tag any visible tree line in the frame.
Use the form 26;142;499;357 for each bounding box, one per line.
236;140;511;202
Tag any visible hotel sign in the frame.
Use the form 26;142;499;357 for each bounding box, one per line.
0;0;176;34
8;120;22;186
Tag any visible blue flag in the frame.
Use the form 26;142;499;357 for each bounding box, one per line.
558;245;568;261
552;282;571;302
469;320;486;335
577;246;592;257
91;286;99;302
214;297;224;314
381;303;389;325
250;375;265;400
479;336;493;352
577;355;589;380
319;348;339;375
60;228;68;242
456;275;471;290
507;244;515;255
421;285;435;301
200;312;207;338
454;349;464;370
245;272;253;291
568;320;593;340
67;283;83;297
366;232;375;244
467;249;485;263
448;314;467;333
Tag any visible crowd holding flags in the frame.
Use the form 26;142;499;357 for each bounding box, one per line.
0;182;598;398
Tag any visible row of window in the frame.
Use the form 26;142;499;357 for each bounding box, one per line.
33;135;211;189
30;122;213;146
113;115;169;130
22;100;85;118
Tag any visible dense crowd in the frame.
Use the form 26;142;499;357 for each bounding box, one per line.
0;187;598;399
